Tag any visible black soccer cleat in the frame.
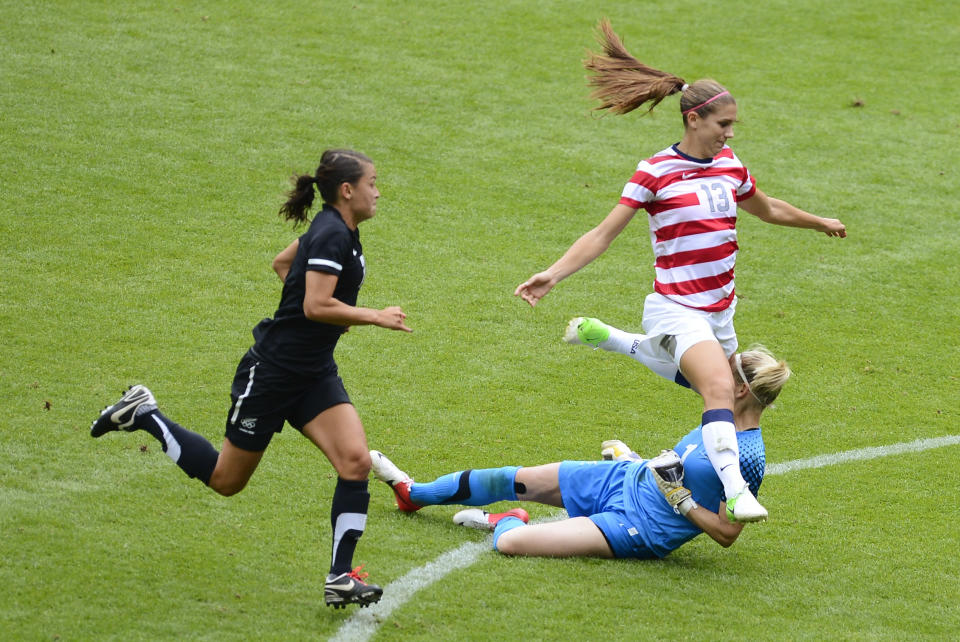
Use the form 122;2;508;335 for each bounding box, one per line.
90;385;158;437
324;565;383;609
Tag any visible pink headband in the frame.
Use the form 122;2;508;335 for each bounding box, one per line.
681;90;730;115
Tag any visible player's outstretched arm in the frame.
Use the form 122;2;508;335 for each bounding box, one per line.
514;203;638;307
739;189;846;237
304;271;412;332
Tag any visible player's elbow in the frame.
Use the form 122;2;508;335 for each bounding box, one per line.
587;226;617;252
715;529;741;548
303;296;335;322
303;301;321;321
303;304;333;323
760;198;788;222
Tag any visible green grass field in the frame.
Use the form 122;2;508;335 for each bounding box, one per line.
3;0;959;639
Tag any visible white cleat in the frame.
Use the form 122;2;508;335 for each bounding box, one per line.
369;450;420;512
726;486;768;523
563;317;587;345
369;449;411;486
452;508;530;531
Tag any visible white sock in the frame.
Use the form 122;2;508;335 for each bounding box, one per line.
700;412;749;500
600;326;682;384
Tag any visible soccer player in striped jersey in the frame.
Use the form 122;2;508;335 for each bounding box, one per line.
515;20;845;524
370;346;790;559
90;149;412;609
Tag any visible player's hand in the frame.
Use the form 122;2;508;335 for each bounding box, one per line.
601;439;642;462
659;480;692;509
651;473;696;516
647;451;697;516
648;463;688;502
820;217;846;238
514;272;556;307
377;306;413;332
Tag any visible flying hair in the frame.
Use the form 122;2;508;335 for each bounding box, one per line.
584;19;735;124
584;18;686;115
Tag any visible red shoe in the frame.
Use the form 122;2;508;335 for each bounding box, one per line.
370;450;421;512
452;507;530;530
390;478;421;513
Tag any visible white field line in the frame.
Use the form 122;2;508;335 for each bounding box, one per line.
333;435;960;641
765;434;960;476
329;541;486;642
330;513;565;642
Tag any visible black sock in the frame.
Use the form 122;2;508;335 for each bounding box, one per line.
140;410;219;485
329;478;370;576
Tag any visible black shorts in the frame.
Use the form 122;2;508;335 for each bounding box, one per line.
225;349;351;451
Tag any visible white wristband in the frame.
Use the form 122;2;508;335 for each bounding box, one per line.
678;497;699;516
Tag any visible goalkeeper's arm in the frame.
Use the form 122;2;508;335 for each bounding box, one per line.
682;502;744;548
648;459;744;548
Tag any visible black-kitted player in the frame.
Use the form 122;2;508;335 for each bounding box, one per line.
91;148;411;608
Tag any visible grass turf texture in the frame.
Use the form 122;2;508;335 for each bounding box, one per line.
2;0;959;639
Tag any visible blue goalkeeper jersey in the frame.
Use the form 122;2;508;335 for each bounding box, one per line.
623;425;765;557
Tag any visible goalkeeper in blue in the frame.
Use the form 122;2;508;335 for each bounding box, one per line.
370;345;789;559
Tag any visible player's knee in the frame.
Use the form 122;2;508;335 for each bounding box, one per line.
493;532;518;555
493;525;526;555
699;376;735;407
335;448;372;480
216;484;244;497
209;475;248;497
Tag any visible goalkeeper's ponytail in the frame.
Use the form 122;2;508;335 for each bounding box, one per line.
738;345;792;408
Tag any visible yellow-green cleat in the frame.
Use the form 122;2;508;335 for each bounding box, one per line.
563;317;611;348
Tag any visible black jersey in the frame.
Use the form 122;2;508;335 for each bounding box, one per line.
251;206;365;375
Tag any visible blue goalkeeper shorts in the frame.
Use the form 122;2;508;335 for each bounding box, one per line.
558;460;658;560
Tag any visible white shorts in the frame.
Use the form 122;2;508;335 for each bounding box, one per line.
635;292;739;370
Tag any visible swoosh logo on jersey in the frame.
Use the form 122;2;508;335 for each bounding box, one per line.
682;172;699;179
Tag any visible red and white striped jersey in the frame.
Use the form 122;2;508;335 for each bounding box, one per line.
619;145;757;312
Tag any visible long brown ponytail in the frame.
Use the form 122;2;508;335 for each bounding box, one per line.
584;19;734;124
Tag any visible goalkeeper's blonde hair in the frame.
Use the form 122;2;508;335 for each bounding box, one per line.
737;345;792;408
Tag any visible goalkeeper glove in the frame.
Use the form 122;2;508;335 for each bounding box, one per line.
647;450;698;516
600;439;643;462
